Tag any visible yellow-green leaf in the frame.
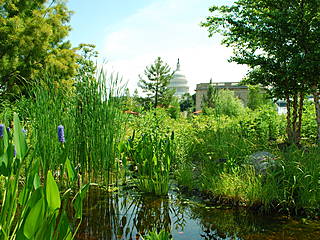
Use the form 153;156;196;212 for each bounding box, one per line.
46;170;61;211
23;198;44;239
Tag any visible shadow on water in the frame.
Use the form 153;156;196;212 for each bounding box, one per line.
75;187;320;240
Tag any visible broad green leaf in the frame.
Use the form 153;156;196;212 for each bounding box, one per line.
0;127;9;172
46;170;61;211
13;113;28;160
73;183;90;219
57;212;72;240
33;173;41;190
23;198;44;239
64;158;75;182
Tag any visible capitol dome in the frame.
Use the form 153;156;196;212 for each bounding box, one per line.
168;59;189;97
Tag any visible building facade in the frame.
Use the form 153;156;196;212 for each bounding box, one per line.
195;82;249;111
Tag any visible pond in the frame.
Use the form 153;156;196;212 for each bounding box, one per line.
75;186;320;240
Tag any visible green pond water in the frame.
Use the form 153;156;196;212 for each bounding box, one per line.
76;187;320;240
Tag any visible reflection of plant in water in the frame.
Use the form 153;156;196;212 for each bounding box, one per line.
188;204;266;239
76;189;187;239
133;195;171;235
78;188;121;240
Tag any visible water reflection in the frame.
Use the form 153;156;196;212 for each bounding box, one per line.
75;187;320;240
76;187;184;240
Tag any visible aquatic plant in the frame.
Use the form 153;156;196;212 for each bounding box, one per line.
0;124;4;137
0;113;89;239
71;70;126;183
143;230;173;240
57;125;65;143
122;110;175;195
29;71;126;183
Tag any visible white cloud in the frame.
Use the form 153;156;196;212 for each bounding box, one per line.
101;0;248;94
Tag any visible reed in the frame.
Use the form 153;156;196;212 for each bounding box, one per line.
28;70;126;184
70;70;125;183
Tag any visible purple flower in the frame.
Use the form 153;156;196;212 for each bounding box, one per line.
7;127;10;133
57;125;65;143
22;129;27;136
0;124;4;137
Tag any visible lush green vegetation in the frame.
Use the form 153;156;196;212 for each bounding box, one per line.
201;0;320;144
0;113;89;239
1;0;320;239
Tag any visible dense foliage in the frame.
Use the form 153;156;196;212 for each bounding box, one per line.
138;57;175;108
202;0;320;144
0;0;79;100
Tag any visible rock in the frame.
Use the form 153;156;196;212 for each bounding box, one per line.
249;151;276;174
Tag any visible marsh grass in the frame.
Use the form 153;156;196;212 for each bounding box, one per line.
29;70;126;184
71;70;125;183
171;108;320;214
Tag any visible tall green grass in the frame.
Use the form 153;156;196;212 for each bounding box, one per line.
171;107;320;214
29;70;126;184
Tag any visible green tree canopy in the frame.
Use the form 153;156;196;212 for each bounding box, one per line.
138;57;175;108
202;0;320;143
0;0;78;100
179;93;194;112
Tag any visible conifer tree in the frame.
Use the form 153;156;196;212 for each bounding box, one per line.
138;57;175;108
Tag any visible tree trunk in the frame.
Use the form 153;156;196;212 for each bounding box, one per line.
312;88;320;144
297;92;304;143
292;93;298;144
155;84;158;108
286;94;293;143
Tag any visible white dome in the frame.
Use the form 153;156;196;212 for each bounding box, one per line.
168;59;189;97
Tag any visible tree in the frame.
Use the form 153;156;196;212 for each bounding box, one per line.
202;79;218;110
138;57;175;108
179;93;194;112
202;0;320;144
0;0;78;100
210;90;244;117
247;85;271;110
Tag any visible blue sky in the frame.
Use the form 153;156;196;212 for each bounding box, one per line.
67;0;248;93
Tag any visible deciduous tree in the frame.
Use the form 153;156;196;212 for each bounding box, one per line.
0;0;78;100
202;0;320;144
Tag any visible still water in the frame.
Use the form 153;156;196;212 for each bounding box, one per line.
76;187;320;240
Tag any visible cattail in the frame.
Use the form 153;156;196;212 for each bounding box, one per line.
0;124;4;137
57;125;65;143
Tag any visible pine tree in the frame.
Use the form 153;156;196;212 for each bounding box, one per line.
138;57;175;108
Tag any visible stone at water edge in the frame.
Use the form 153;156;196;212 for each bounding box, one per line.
249;151;277;175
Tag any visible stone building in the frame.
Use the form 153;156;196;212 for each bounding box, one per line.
195;82;249;111
168;59;189;98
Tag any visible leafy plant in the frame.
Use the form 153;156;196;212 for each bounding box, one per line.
143;230;173;240
0;113;88;239
121;111;175;195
